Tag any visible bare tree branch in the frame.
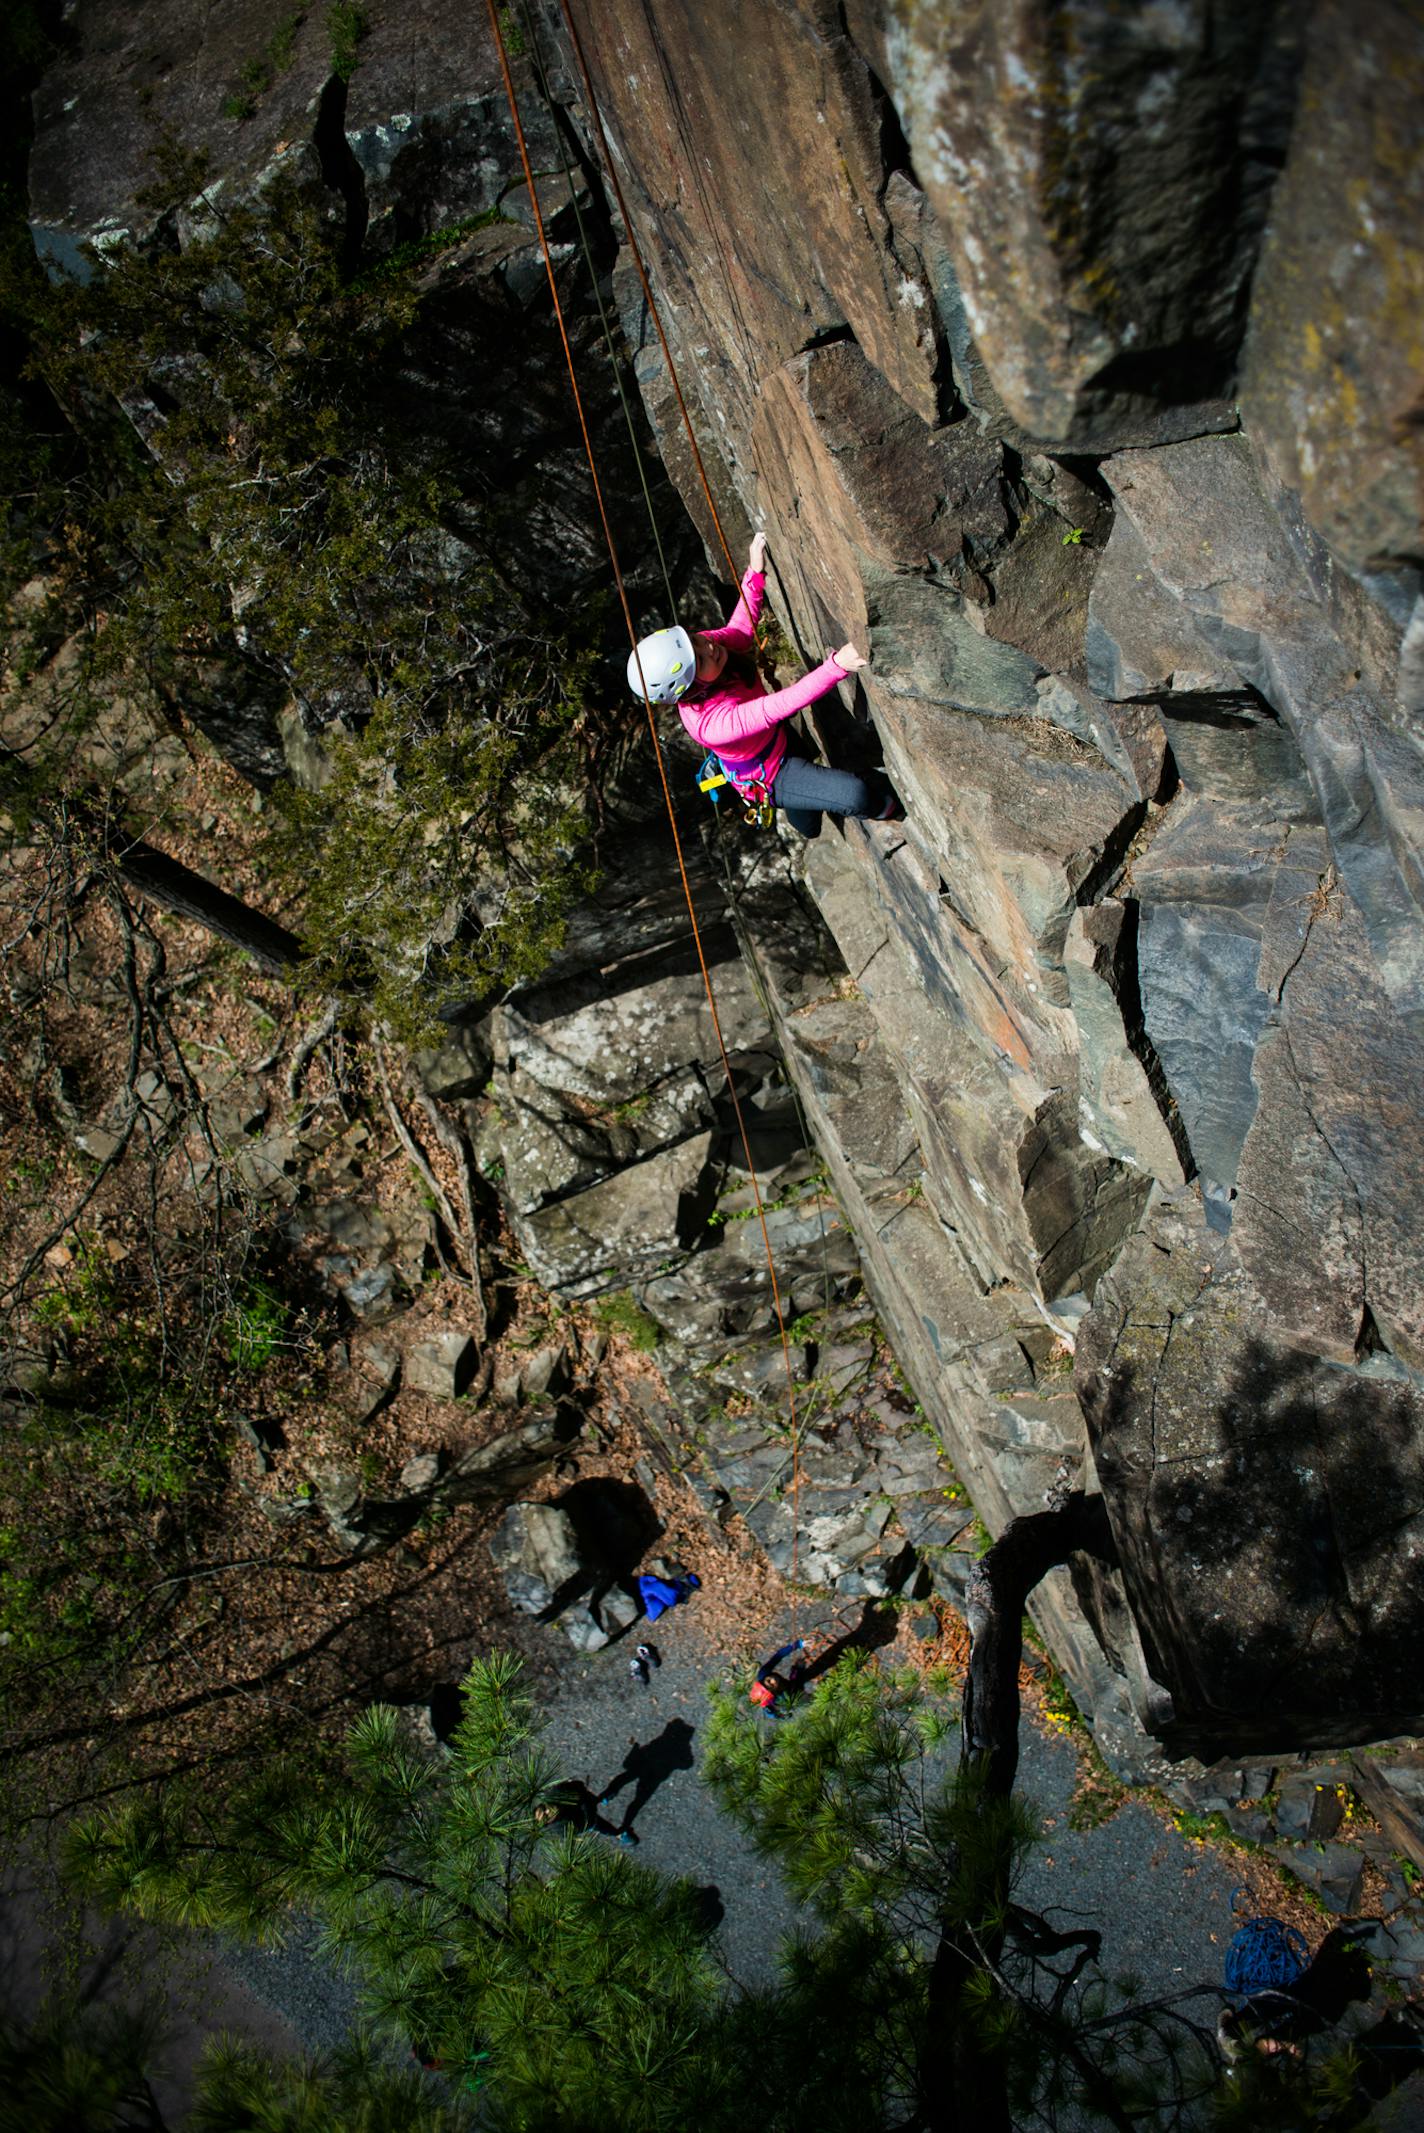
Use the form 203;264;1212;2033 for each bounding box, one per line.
369;1028;472;1291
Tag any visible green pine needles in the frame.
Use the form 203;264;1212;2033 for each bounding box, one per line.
66;1654;739;2133
54;1651;1384;2129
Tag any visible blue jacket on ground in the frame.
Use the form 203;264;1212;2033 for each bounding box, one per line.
638;1573;699;1622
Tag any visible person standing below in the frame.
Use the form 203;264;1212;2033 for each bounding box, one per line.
627;532;901;837
748;1638;806;1716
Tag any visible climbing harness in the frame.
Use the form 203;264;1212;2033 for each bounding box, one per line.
697;751;776;827
1223;1891;1310;2003
489;0;808;1623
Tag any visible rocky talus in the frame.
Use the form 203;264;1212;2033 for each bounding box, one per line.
27;0;1424;1764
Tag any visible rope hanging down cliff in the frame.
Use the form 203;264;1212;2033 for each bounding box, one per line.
513;0;840;1314
483;0;809;1605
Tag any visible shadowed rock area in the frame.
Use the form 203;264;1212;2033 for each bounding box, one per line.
27;0;1424;1766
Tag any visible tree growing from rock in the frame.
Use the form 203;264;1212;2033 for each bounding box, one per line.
4;157;602;1041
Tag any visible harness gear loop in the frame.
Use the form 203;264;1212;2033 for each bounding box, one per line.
697;753;728;799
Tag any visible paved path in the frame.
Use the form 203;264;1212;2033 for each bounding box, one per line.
539;1617;1242;2007
0;1852;307;2123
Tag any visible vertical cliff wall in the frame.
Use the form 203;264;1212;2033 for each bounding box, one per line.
26;0;1424;1760
548;0;1424;1756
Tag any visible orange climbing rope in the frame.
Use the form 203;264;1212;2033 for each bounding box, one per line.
484;0;806;1610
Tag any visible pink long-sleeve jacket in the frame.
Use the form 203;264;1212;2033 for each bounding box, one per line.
677;569;850;793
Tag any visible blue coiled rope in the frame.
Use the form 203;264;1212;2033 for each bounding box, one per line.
1223;1886;1309;2001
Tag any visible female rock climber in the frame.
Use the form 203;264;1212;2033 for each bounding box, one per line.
627;531;902;836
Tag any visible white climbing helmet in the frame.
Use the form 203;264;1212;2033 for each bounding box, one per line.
627;625;696;704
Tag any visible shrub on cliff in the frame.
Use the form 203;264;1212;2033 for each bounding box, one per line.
3;165;602;1036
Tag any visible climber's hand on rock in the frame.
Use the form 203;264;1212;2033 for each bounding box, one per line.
748;530;768;572
833;642;868;672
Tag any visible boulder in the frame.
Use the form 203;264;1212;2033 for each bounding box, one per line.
596;1585;642;1637
495;1060;711;1217
349;1341;400;1423
489;1501;587;1617
1272;1843;1364;1917
305;1461;423;1556
234;1132;299;1204
399;1450;443;1494
519;1344;573;1402
442;1406;575;1502
513;1130;715;1297
339;1264;403;1322
416;1019;492;1102
294;1195;432;1320
404;1331;478;1402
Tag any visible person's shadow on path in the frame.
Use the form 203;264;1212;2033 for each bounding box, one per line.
598;1719;696;1837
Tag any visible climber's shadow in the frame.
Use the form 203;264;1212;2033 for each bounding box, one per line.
802;1599;900;1685
596;1718;697;1834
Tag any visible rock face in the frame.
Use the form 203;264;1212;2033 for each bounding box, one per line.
547;0;1424;1757
1241;0;1424;585
867;0;1299;447
30;0;1424;1758
1076;1196;1424;1756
